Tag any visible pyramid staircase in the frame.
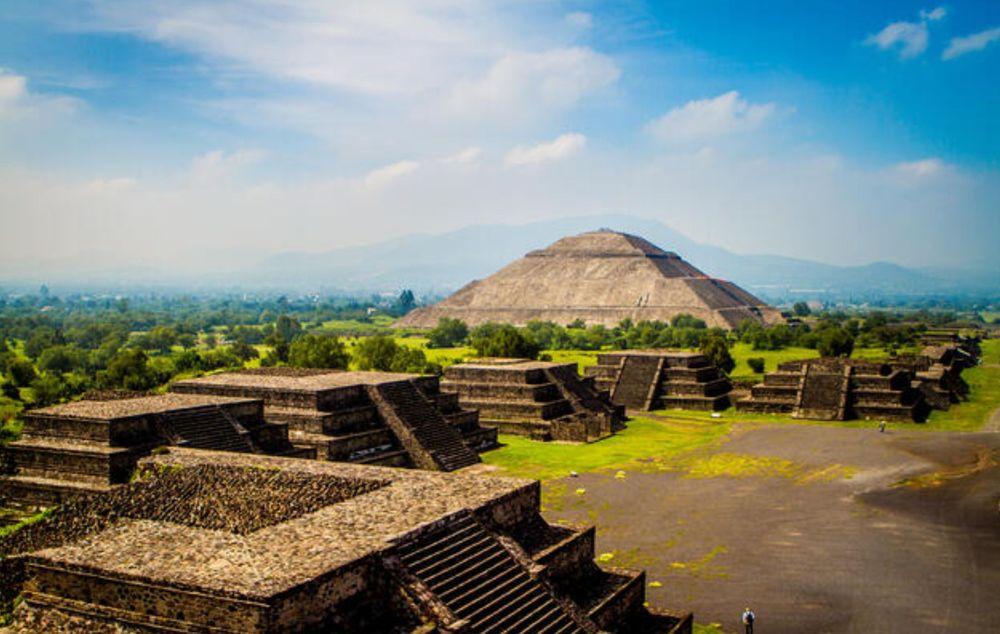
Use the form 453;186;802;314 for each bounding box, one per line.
611;356;663;410
793;365;849;420
156;406;255;453
371;382;480;471
389;514;589;634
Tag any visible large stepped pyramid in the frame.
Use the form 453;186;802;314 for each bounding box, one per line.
397;229;783;329
171;368;497;471
737;358;929;422
586;351;732;411
442;359;624;442
389;513;588;633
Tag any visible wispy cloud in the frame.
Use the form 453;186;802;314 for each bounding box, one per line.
441;147;482;165
504;133;586;166
646;91;775;142
0;69;80;121
565;12;593;29
866;7;946;59
190;149;267;183
362;160;420;189
447;47;619;118
943;26;1000;60
891;157;949;179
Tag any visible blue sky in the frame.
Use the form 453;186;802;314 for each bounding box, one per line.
1;1;998;275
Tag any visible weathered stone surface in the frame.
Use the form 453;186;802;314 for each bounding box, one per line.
586;351;732;411
396;230;782;329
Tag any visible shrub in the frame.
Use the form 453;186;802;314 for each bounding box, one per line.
747;357;766;374
817;327;854;358
288;334;349;369
427;318;469;348
353;336;399;371
30;374;65;407
8;359;37;387
700;334;735;375
468;324;540;360
99;349;157;391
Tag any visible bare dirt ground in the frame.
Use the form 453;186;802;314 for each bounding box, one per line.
545;422;1000;633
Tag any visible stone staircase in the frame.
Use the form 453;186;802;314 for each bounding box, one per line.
372;382;480;471
157;406;255;453
611;356;662;410
391;514;587;633
793;365;849;420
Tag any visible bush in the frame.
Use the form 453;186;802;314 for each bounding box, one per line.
747;357;766;374
353;336;399;371
793;302;811;317
468;324;540;360
288;334;349;369
8;359;38;387
671;313;707;329
30;374;65;407
99;349;157;391
427;318;469;348
37;345;87;375
700;334;735;374
817;327;855;358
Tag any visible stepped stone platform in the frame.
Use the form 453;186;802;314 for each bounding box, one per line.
442;359;625;442
396;229;783;329
888;344;974;411
170;368;497;471
0;393;301;511
736;358;929;422
585;351;732;411
1;448;692;633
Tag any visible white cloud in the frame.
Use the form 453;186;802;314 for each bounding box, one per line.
448;47;619;118
867;7;946;59
190;149;267;183
0;69;79;121
891;157;949;179
441;147;482;165
920;7;947;22
646;91;775;142
943;27;1000;60
866;21;929;59
504;133;586;166
565;12;593;29
362;160;420;189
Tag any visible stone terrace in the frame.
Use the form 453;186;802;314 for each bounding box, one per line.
736;358;929;422
586;351;732;411
442;359;625;442
2;449;691;633
0;393;300;510
170;368;498;470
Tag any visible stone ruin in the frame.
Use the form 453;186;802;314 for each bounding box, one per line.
736;358;930;422
396;230;783;329
889;344;974;411
918;329;982;360
1;448;693;633
171;368;497;470
0;393;304;512
0;369;500;513
441;359;625;442
585;351;732;411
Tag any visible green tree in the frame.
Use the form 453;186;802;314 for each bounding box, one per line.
353;336;400;371
100;349;157;391
792;302;811;317
230;341;259;362
275;315;303;342
288;334;349;369
9;358;38;387
427;318;469;348
469;324;541;360
37;345;86;375
30;374;65;407
700;334;735;374
817;327;854;358
24;327;60;359
747;357;766;374
395;289;416;315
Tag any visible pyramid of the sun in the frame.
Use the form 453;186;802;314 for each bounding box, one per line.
397;230;783;329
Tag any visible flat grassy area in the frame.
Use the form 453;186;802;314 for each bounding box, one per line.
920;338;1000;432
482;415;732;481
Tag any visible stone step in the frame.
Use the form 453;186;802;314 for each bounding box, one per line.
0;474;112;508
442;380;562;402
454;398;573;421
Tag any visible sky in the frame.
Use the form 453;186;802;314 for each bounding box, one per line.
1;0;998;277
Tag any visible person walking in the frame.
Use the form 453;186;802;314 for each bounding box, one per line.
742;606;756;633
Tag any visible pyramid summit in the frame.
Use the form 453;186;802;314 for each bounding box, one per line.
396;229;783;329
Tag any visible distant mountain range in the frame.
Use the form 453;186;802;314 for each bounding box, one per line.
247;215;997;300
3;214;997;300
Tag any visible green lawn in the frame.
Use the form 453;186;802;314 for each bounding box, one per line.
920;338;1000;432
